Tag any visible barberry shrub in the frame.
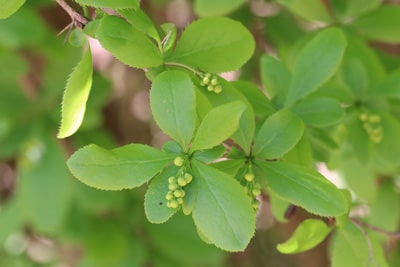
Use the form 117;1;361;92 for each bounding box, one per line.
1;0;400;266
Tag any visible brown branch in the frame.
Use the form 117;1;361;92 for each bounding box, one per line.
56;0;88;28
350;218;400;240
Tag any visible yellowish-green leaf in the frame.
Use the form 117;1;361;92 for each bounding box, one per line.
67;144;175;190
58;48;93;138
0;0;25;19
256;161;349;216
96;15;163;69
277;219;333;254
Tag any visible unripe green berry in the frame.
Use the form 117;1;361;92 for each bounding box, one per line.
202;77;210;85
211;78;218;86
359;113;368;122
174;189;185;198
214;85;222;94
166;202;172;208
252;201;260;210
252;188;261;196
184;173;193;183
169;200;179;209
245;172;254;182
207;85;214;92
168;176;176;184
369;114;381;123
168;183;178;191
177;177;187;186
165;192;174;200
177;197;183;204
174;156;184;167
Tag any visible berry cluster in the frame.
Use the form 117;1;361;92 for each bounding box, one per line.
242;171;262;210
165;156;193;209
165;172;193;209
359;112;383;144
199;73;222;94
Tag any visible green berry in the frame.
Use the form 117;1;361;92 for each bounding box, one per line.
177;197;183;204
165;192;174;200
168;183;178;191
369;114;381;123
214;85;222;94
168;176;176;184
174;189;185;198
184;173;193;183
359;113;368;122
211;78;218;86
252;188;261;196
245;173;254;182
174;156;184;167
252;201;260;210
177;177;187;186
202;76;210;85
169;200;179;209
207;85;214;91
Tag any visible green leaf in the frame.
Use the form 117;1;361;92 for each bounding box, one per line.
193;145;225;163
196;79;255;153
194;0;246;16
255;161;348;216
344;34;385;89
330;0;382;19
191;160;255;251
375;112;400;167
277;219;333;254
283;134;313;168
96;15;162;69
341;155;377;202
292;97;345;127
253;109;304;159
58;48;93;138
285;28;347;106
67;144;175;190
232;81;275;118
74;0;140;9
352;5;400;43
211;159;245;176
370;68;400;98
167;17;255;73
150;70;196;152
0;0;25;19
269;192;290;223
260;54;291;107
368;181;400;232
191;101;247;152
144;166;179;223
118;9;160;43
348;115;373;164
337;58;369;98
277;0;333;23
160;23;177;57
331;220;370;267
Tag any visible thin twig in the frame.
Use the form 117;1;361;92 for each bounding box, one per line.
350;218;400;240
56;0;88;28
